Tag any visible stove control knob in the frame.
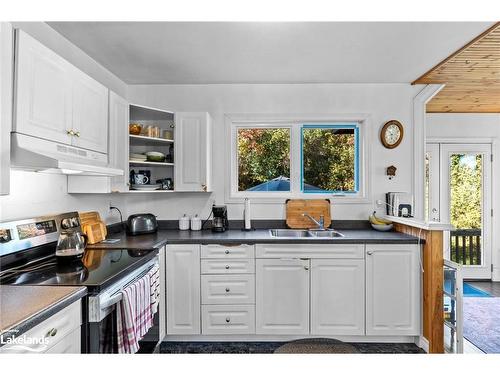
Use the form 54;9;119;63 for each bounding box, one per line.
61;219;72;229
0;229;12;243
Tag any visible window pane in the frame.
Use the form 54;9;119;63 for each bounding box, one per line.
237;128;290;191
302;126;357;193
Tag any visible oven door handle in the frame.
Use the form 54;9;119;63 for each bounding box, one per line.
99;291;123;311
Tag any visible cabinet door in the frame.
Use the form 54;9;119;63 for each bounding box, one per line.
256;258;309;335
15;30;72;145
108;91;129;192
311;259;365;335
366;245;420;335
166;245;201;335
71;69;108;153
45;328;81;353
174;112;212;192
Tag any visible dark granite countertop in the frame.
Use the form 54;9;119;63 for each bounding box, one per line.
0;285;87;344
88;228;421;250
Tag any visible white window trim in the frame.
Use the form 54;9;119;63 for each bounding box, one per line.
225;113;372;204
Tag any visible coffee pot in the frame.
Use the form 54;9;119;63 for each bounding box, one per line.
55;229;87;261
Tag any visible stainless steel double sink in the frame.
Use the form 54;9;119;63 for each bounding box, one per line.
269;229;344;238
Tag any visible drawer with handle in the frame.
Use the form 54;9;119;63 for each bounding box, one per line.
202;305;255;335
0;300;81;354
201;244;255;259
201;258;255;274
201;274;255;305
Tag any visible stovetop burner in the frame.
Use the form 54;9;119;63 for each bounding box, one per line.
0;248;157;293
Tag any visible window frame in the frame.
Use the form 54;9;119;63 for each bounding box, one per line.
300;124;360;195
225;114;371;204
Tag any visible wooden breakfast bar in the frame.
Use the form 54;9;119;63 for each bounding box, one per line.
385;216;454;354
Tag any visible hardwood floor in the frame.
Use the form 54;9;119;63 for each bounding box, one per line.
467;281;500;297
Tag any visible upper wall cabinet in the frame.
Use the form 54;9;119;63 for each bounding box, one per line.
14;30;108;154
174;112;212;192
0;23;13;196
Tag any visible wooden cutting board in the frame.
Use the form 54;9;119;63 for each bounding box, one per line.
79;211;107;244
286;199;331;229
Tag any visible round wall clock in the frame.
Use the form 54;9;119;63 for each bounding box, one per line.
380;120;404;149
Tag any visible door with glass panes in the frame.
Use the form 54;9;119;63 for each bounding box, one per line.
426;143;492;279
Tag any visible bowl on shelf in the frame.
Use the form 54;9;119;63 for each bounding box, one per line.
129;123;143;135
145;151;166;162
371;223;394;232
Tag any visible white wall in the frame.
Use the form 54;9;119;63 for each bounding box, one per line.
426;113;500;281
128;83;422;220
427;113;500;139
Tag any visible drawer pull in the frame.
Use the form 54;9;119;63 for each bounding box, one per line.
225;288;230;292
225;250;230;254
225;265;230;269
225;317;231;323
46;328;58;337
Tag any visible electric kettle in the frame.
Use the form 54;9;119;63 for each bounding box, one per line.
55;229;88;261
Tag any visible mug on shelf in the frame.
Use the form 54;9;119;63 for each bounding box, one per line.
134;174;149;185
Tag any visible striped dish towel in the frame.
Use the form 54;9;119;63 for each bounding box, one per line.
147;264;160;315
116;274;153;354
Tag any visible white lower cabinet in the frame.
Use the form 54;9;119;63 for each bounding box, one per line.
0;300;81;354
256;258;310;335
202;305;255;335
310;259;365;335
166;245;201;335
365;244;420;336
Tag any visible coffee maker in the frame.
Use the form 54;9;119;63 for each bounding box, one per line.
211;205;229;232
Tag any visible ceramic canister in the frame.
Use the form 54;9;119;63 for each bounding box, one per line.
179;214;190;230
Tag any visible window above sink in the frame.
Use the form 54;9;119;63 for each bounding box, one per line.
226;114;372;204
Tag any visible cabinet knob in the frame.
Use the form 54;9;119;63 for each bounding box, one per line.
225;317;231;323
304;266;309;271
66;129;75;136
367;251;374;255
225;250;230;255
225;265;230;269
75;131;81;137
201;184;207;192
225;288;230;292
46;328;57;337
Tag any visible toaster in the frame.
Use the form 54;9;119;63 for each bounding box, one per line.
126;213;158;235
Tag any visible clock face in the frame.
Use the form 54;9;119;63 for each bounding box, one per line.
381;120;403;149
385;124;401;145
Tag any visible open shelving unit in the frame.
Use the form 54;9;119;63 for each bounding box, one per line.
128;104;175;192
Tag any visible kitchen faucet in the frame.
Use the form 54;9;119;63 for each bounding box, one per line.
302;213;325;230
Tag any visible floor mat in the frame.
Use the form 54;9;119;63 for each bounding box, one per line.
274;338;359;353
463;297;500;353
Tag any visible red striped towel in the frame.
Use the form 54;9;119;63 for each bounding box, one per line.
116;274;153;354
147;264;160;315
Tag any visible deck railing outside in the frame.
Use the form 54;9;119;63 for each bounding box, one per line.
450;229;482;265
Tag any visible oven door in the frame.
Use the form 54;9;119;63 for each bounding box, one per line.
85;256;160;353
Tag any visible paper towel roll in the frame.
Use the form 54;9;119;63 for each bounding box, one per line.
244;198;251;230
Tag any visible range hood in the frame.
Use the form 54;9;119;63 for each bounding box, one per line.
11;133;123;176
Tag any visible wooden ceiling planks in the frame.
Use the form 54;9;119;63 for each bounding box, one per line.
413;22;500;113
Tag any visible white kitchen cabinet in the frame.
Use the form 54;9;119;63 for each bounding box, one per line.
15;30;109;154
0;22;13;195
174;112;212;192
67;91;128;193
256;258;309;335
70;69;108;153
166;245;201;335
365;244;420;336
310;259;365;335
108;91;129;192
15;30;72;146
0;299;81;354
